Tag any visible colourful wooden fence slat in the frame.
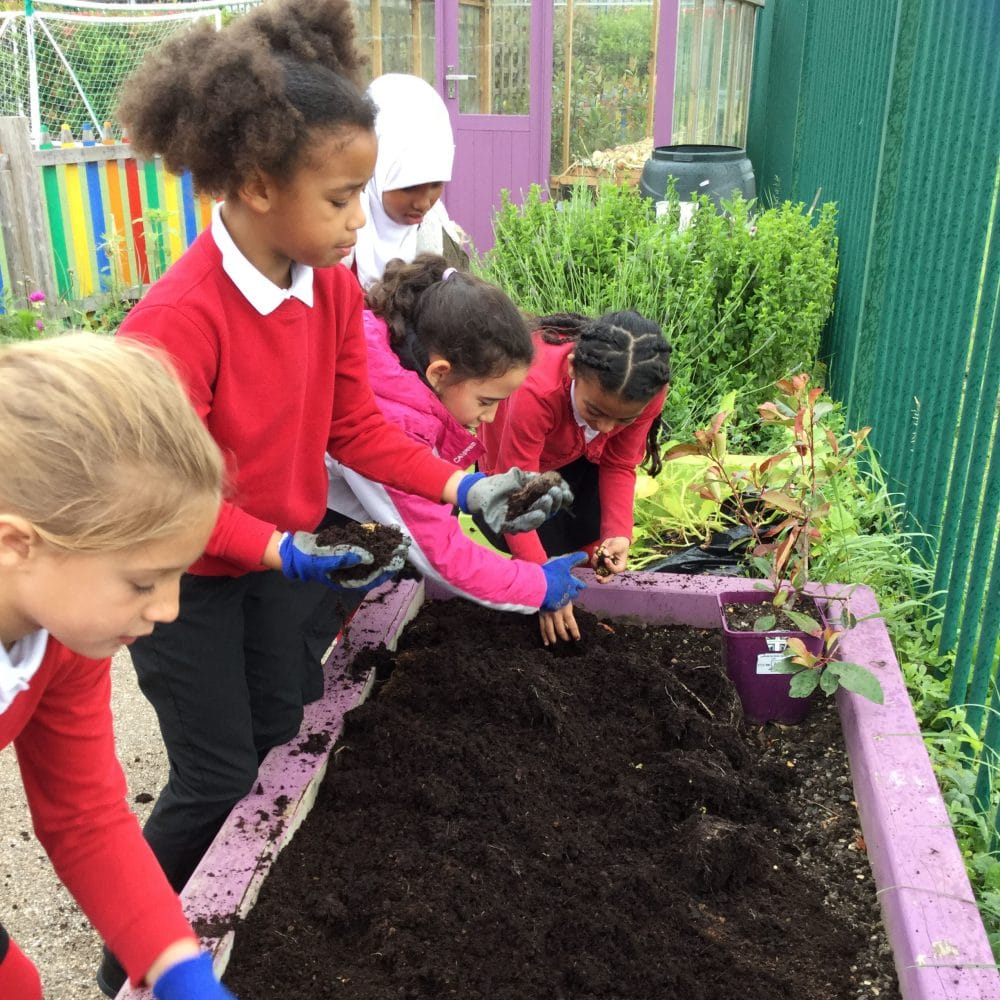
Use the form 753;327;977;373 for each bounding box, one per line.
123;156;149;284
41;164;72;299
103;158;132;287
64;162;95;297
85;160;109;291
142;158;167;278
181;171;198;246
162;169;184;264
199;189;213;231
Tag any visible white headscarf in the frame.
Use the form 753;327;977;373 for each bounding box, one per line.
353;74;456;289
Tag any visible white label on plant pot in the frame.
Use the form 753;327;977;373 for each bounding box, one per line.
758;637;790;675
757;652;792;675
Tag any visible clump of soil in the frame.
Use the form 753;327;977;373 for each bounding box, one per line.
225;602;898;1000
314;521;405;582
505;470;569;520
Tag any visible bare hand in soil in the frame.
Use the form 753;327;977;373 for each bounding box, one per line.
469;469;573;535
538;603;580;645
593;537;629;581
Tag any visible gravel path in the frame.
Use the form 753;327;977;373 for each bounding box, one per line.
0;649;166;999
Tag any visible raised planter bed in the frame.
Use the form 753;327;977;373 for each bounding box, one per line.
116;573;999;1000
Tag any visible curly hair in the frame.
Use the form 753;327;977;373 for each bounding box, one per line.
116;0;374;195
538;310;673;476
366;254;534;386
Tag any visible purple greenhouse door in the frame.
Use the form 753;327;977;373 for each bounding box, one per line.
437;0;552;253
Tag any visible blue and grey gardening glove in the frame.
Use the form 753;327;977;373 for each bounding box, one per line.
153;953;235;1000
279;530;410;592
540;552;589;611
457;469;574;534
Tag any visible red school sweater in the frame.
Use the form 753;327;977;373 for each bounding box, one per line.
119;229;459;576
1;638;194;986
477;335;666;564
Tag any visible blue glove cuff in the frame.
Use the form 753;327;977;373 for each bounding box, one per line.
456;472;486;514
153;953;227;1000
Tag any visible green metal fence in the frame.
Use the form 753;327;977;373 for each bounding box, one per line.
747;0;999;807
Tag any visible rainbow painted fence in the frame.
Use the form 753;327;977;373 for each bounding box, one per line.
0;117;214;309
35;143;212;300
36;140;214;300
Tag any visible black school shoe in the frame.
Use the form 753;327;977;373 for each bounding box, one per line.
96;947;126;998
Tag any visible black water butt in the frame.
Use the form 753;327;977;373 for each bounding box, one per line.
639;144;756;209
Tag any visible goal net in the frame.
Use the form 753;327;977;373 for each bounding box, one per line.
0;1;255;142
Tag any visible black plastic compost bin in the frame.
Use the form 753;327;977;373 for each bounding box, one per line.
639;144;756;209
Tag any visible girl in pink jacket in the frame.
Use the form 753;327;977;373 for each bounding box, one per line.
326;255;587;645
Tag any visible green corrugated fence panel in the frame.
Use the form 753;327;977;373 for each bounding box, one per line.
747;0;1000;755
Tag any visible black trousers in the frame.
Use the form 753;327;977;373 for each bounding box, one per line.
473;455;602;557
129;569;361;893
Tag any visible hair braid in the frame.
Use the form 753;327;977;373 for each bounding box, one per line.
565;310;673;477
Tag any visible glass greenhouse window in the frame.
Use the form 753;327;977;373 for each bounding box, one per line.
458;0;531;115
673;0;761;146
552;0;657;175
353;0;436;87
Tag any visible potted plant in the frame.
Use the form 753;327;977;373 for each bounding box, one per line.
665;374;884;723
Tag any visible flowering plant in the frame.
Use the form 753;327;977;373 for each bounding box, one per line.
0;289;48;342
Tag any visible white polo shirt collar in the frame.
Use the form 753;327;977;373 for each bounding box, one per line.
212;203;314;315
0;629;48;715
570;379;600;443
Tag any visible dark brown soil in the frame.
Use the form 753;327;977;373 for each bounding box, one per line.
224;601;898;1000
506;470;568;519
723;595;825;633
314;521;405;582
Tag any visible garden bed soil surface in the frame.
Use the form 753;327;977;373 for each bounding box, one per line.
224;600;899;1000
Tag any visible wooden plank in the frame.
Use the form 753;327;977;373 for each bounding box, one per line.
34;144;135;166
0;116;57;302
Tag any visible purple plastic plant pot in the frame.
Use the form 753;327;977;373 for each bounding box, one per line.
717;588;823;725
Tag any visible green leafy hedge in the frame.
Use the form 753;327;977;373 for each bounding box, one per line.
478;183;838;450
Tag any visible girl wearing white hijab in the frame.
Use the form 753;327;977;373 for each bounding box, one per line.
351;73;467;289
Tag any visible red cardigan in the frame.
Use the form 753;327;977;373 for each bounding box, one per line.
1;638;193;985
478;336;666;563
119;229;459;576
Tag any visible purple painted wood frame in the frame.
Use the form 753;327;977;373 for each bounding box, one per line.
436;0;553;254
653;0;680;145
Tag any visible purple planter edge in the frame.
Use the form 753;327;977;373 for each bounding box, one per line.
117;572;999;999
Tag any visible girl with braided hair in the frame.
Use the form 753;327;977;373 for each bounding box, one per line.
476;311;672;644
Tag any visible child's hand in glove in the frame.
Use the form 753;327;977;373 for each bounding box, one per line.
457;469;573;534
279;531;410;591
540;552;588;611
153;953;235;1000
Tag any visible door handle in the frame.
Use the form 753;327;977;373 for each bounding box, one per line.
445;65;477;98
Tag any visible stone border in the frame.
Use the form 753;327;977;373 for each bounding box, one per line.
118;572;999;999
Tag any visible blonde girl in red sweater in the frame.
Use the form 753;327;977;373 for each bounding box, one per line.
0;334;233;999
